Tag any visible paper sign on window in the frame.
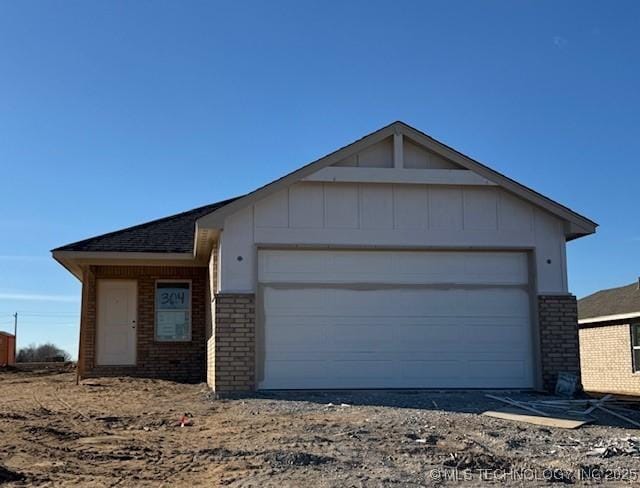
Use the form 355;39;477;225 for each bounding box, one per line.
155;283;190;341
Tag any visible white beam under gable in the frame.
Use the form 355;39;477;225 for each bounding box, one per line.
302;167;497;186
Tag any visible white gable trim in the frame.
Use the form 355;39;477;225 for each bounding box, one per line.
197;121;597;238
579;312;640;325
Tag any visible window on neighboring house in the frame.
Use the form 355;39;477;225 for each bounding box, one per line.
155;281;191;341
632;323;640;372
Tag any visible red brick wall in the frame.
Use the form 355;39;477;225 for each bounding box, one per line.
80;265;208;383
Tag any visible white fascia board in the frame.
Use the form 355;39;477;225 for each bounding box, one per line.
51;250;200;282
579;312;640;325
52;251;194;261
52;255;84;281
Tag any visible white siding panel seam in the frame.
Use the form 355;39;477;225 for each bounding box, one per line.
461;189;466;231
391;184;396;230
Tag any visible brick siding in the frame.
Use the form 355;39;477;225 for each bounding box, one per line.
538;294;580;391
210;293;256;392
579;322;640;395
79;265;581;393
79;265;207;383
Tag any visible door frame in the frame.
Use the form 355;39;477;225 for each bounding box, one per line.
96;279;137;366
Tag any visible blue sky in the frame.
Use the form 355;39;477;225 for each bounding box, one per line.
1;1;638;357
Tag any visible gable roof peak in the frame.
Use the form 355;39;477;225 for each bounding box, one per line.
197;121;597;238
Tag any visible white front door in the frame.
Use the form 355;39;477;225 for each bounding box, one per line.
258;250;534;389
97;280;137;366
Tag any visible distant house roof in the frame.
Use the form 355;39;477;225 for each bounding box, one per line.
578;281;640;323
52;197;240;254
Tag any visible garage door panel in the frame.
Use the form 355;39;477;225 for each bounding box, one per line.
329;325;397;351
330;289;394;315
264;317;328;349
264;360;400;390
336;289;525;317
265;358;530;389
467;360;527;383
264;287;530;318
265;318;530;354
264;360;327;388
461;253;528;283
259;250;528;285
402;360;473;387
462;288;530;316
331;252;394;275
258;250;534;389
263;288;328;315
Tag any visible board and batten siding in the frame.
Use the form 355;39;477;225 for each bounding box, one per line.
217;181;567;294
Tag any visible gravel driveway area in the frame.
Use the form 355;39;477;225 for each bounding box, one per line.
2;369;640;486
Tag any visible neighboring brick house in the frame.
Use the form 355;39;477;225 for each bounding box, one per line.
578;281;640;395
53;121;597;393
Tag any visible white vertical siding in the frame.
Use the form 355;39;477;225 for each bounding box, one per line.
393;185;429;230
219;181;568;294
219;205;254;292
429;187;463;230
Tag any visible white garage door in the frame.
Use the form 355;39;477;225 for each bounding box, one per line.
258;250;534;389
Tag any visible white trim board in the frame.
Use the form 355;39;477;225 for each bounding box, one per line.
579;312;640;325
302;167;496;186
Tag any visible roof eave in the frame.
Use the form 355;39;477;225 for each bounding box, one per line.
578;311;640;325
52;252;84;282
51;250;204;282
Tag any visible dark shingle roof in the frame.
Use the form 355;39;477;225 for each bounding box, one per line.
578;282;640;320
52;197;240;254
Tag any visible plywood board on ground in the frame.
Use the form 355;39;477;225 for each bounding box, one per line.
482;409;592;429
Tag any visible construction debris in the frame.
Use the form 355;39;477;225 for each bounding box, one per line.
484;394;640;429
485;394;550;417
177;414;193;427
586;437;640;457
596;405;640;428
555;372;579;397
482;410;591;429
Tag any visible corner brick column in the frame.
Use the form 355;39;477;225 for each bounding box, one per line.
212;293;256;392
78;266;97;378
538;295;580;391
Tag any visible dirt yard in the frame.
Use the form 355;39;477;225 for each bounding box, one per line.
2;370;640;486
